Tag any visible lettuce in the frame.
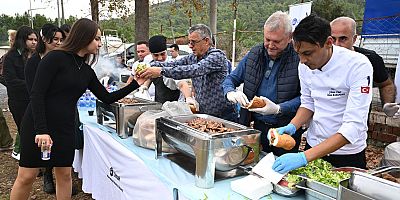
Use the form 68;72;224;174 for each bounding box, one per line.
287;159;351;187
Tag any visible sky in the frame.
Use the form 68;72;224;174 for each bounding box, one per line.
0;0;165;20
0;0;93;19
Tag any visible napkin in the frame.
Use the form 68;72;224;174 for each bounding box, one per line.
230;175;273;200
252;152;286;184
230;153;285;199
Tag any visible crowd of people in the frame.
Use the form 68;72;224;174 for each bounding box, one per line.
0;10;397;200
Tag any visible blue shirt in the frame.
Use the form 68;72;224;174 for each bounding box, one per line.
152;47;233;118
222;52;300;124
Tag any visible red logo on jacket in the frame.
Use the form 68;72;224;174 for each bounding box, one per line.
361;86;370;94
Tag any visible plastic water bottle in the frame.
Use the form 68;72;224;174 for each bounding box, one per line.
88;95;96;116
110;85;117;92
78;96;85;110
85;94;90;107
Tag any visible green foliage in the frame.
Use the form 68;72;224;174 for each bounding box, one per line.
0;13;78;44
0;0;365;59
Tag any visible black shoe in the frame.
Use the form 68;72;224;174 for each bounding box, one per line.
72;184;79;196
37;168;44;177
43;171;56;194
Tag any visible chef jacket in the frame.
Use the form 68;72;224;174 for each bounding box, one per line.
299;45;373;155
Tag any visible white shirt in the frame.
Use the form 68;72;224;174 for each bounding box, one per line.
131;56;189;100
299;45;373;155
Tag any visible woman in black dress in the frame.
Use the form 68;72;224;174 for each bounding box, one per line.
3;26;37;160
11;18;145;199
25;23;65;194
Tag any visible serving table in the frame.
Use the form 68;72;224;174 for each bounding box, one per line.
72;110;304;200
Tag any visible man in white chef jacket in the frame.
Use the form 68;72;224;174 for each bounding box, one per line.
271;15;373;173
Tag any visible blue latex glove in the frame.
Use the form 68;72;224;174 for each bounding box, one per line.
277;123;296;135
267;123;297;141
272;152;308;174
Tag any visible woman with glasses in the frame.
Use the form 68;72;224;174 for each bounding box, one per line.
3;26;38;161
24;23;65;195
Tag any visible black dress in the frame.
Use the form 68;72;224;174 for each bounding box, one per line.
3;49;30;134
19;50;139;167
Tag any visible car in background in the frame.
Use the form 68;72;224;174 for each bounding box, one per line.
103;43;136;61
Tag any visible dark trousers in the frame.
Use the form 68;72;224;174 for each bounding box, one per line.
254;120;303;156
305;143;367;169
8;99;29;153
8;99;29;132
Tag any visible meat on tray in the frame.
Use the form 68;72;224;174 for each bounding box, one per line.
381;172;400;184
186;118;236;133
118;98;139;104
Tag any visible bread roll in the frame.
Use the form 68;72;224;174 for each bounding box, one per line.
247;96;266;109
268;128;296;150
189;104;197;113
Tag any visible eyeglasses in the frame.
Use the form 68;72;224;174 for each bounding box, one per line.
188;37;206;46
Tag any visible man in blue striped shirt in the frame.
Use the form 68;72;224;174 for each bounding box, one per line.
139;24;236;121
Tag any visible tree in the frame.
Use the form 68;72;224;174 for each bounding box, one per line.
312;0;346;21
135;0;149;43
90;0;99;22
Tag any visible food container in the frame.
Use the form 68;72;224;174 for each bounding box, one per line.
273;179;303;197
289;179;332;200
349;167;400;200
96;97;162;138
155;114;261;188
338;178;375;200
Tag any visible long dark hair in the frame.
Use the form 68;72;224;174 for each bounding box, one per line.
10;26;37;63
37;24;65;55
60;18;99;65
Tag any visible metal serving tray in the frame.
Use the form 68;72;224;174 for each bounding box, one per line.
350;167;400;200
294;180;335;200
338;178;375;200
96;97;162;138
155;114;261;188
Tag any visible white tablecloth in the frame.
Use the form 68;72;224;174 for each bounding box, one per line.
74;125;172;200
73;111;304;200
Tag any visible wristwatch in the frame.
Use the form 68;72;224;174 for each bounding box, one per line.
160;68;166;76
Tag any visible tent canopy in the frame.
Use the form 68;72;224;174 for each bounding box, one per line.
362;0;400;37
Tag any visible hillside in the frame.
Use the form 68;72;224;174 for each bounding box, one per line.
100;0;365;57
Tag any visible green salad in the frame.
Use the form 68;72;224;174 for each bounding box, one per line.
286;159;351;187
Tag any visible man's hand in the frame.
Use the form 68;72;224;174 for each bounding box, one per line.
276;123;296;136
226;91;249;107
272;152;308;174
186;97;199;111
137;85;148;93
267;123;296;141
383;103;400;117
133;74;148;85
248;96;280;115
138;67;162;79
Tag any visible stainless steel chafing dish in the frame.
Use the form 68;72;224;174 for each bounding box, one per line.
348;167;400;200
155;114;261;188
96;97;162;138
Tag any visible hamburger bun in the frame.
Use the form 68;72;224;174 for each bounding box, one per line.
189;104;197;113
268;128;296;150
135;63;149;74
247;96;266;109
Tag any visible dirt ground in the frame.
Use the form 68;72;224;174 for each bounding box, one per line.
0;84;386;200
0;85;92;200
